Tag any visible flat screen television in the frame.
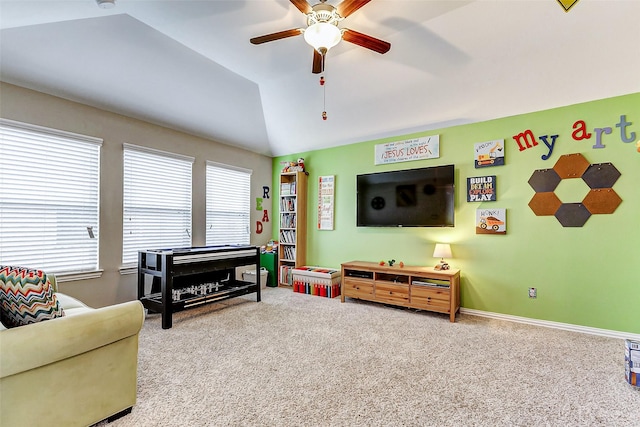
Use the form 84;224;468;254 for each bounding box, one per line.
356;164;455;227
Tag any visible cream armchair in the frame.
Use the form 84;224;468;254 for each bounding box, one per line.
0;293;145;427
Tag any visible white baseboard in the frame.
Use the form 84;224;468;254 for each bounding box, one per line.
460;308;640;342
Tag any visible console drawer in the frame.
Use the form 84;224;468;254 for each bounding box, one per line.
411;285;450;311
343;278;374;299
375;281;409;305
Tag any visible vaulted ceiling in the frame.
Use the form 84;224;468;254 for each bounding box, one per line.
1;0;638;157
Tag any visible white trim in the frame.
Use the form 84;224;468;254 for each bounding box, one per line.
123;142;194;163
55;270;103;283
0;118;103;146
460;307;640;341
206;160;253;175
119;265;137;275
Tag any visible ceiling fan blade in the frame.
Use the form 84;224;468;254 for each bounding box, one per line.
312;49;324;74
342;29;391;54
337;0;371;18
250;28;303;45
290;0;312;14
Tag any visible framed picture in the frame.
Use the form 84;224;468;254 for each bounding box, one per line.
474;139;505;168
476;208;506;234
467;176;497;202
374;135;439;165
317;175;335;230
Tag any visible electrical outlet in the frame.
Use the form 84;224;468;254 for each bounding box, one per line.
529;287;537;299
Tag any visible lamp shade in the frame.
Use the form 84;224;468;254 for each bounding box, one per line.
433;243;452;259
303;22;342;53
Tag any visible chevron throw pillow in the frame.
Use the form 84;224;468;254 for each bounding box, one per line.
0;266;65;328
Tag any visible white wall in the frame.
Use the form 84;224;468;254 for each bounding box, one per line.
0;82;273;307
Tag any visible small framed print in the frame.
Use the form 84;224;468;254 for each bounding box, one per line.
474;139;504;168
317;175;335;230
476;208;506;235
467;176;496;202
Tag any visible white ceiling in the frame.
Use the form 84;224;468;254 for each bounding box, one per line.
1;0;639;157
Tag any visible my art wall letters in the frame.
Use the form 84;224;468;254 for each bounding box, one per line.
513;114;637;160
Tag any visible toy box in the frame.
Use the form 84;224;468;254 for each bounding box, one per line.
292;266;341;298
625;339;640;388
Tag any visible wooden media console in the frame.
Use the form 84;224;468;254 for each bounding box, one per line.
341;261;461;322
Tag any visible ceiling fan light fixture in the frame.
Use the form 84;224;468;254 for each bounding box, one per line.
303;22;342;54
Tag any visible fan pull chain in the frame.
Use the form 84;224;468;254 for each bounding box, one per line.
321;76;327;120
320;55;327;120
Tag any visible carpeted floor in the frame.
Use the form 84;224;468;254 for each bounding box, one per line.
105;287;638;426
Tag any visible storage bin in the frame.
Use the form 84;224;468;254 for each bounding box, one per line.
625;339;640;388
243;268;268;289
292;266;341;298
260;252;278;287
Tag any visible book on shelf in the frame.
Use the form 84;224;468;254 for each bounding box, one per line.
280;265;294;286
282;246;296;260
279;229;296;244
412;279;450;288
280;181;297;196
280;213;296;228
280;197;296;212
280;183;291;196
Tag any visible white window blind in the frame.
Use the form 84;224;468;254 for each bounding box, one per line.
122;144;193;265
206;162;251;246
0;119;101;274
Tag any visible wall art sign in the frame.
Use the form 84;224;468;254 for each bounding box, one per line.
512;114;637;161
474;139;504;168
317;175;335;230
255;185;270;234
467;176;497;202
476;208;506;235
374;135;439;165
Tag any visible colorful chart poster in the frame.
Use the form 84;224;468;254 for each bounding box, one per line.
318;175;335;230
476;208;506;234
467;176;497;202
374;135;439;165
474;139;504;168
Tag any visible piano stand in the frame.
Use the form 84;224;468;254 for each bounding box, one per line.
137;245;261;329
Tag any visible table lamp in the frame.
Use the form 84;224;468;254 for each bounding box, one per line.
433;243;452;270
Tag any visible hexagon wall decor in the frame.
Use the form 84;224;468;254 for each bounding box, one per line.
527;153;622;227
553;153;590;179
528;169;561;193
582;163;621;189
582;189;622;214
528;192;562;216
555;203;592;227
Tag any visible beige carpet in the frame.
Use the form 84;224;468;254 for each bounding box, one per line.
105;287;637;426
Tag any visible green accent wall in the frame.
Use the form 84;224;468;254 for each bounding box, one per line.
273;93;640;334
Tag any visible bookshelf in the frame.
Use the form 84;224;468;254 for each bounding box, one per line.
278;171;307;286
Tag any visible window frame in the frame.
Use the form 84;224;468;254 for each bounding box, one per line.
122;143;194;268
0;118;102;281
206;161;252;247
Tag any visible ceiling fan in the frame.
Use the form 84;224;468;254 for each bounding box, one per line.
250;0;391;74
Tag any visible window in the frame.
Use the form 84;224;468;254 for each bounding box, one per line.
0;119;101;275
122;144;193;266
206;162;251;246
